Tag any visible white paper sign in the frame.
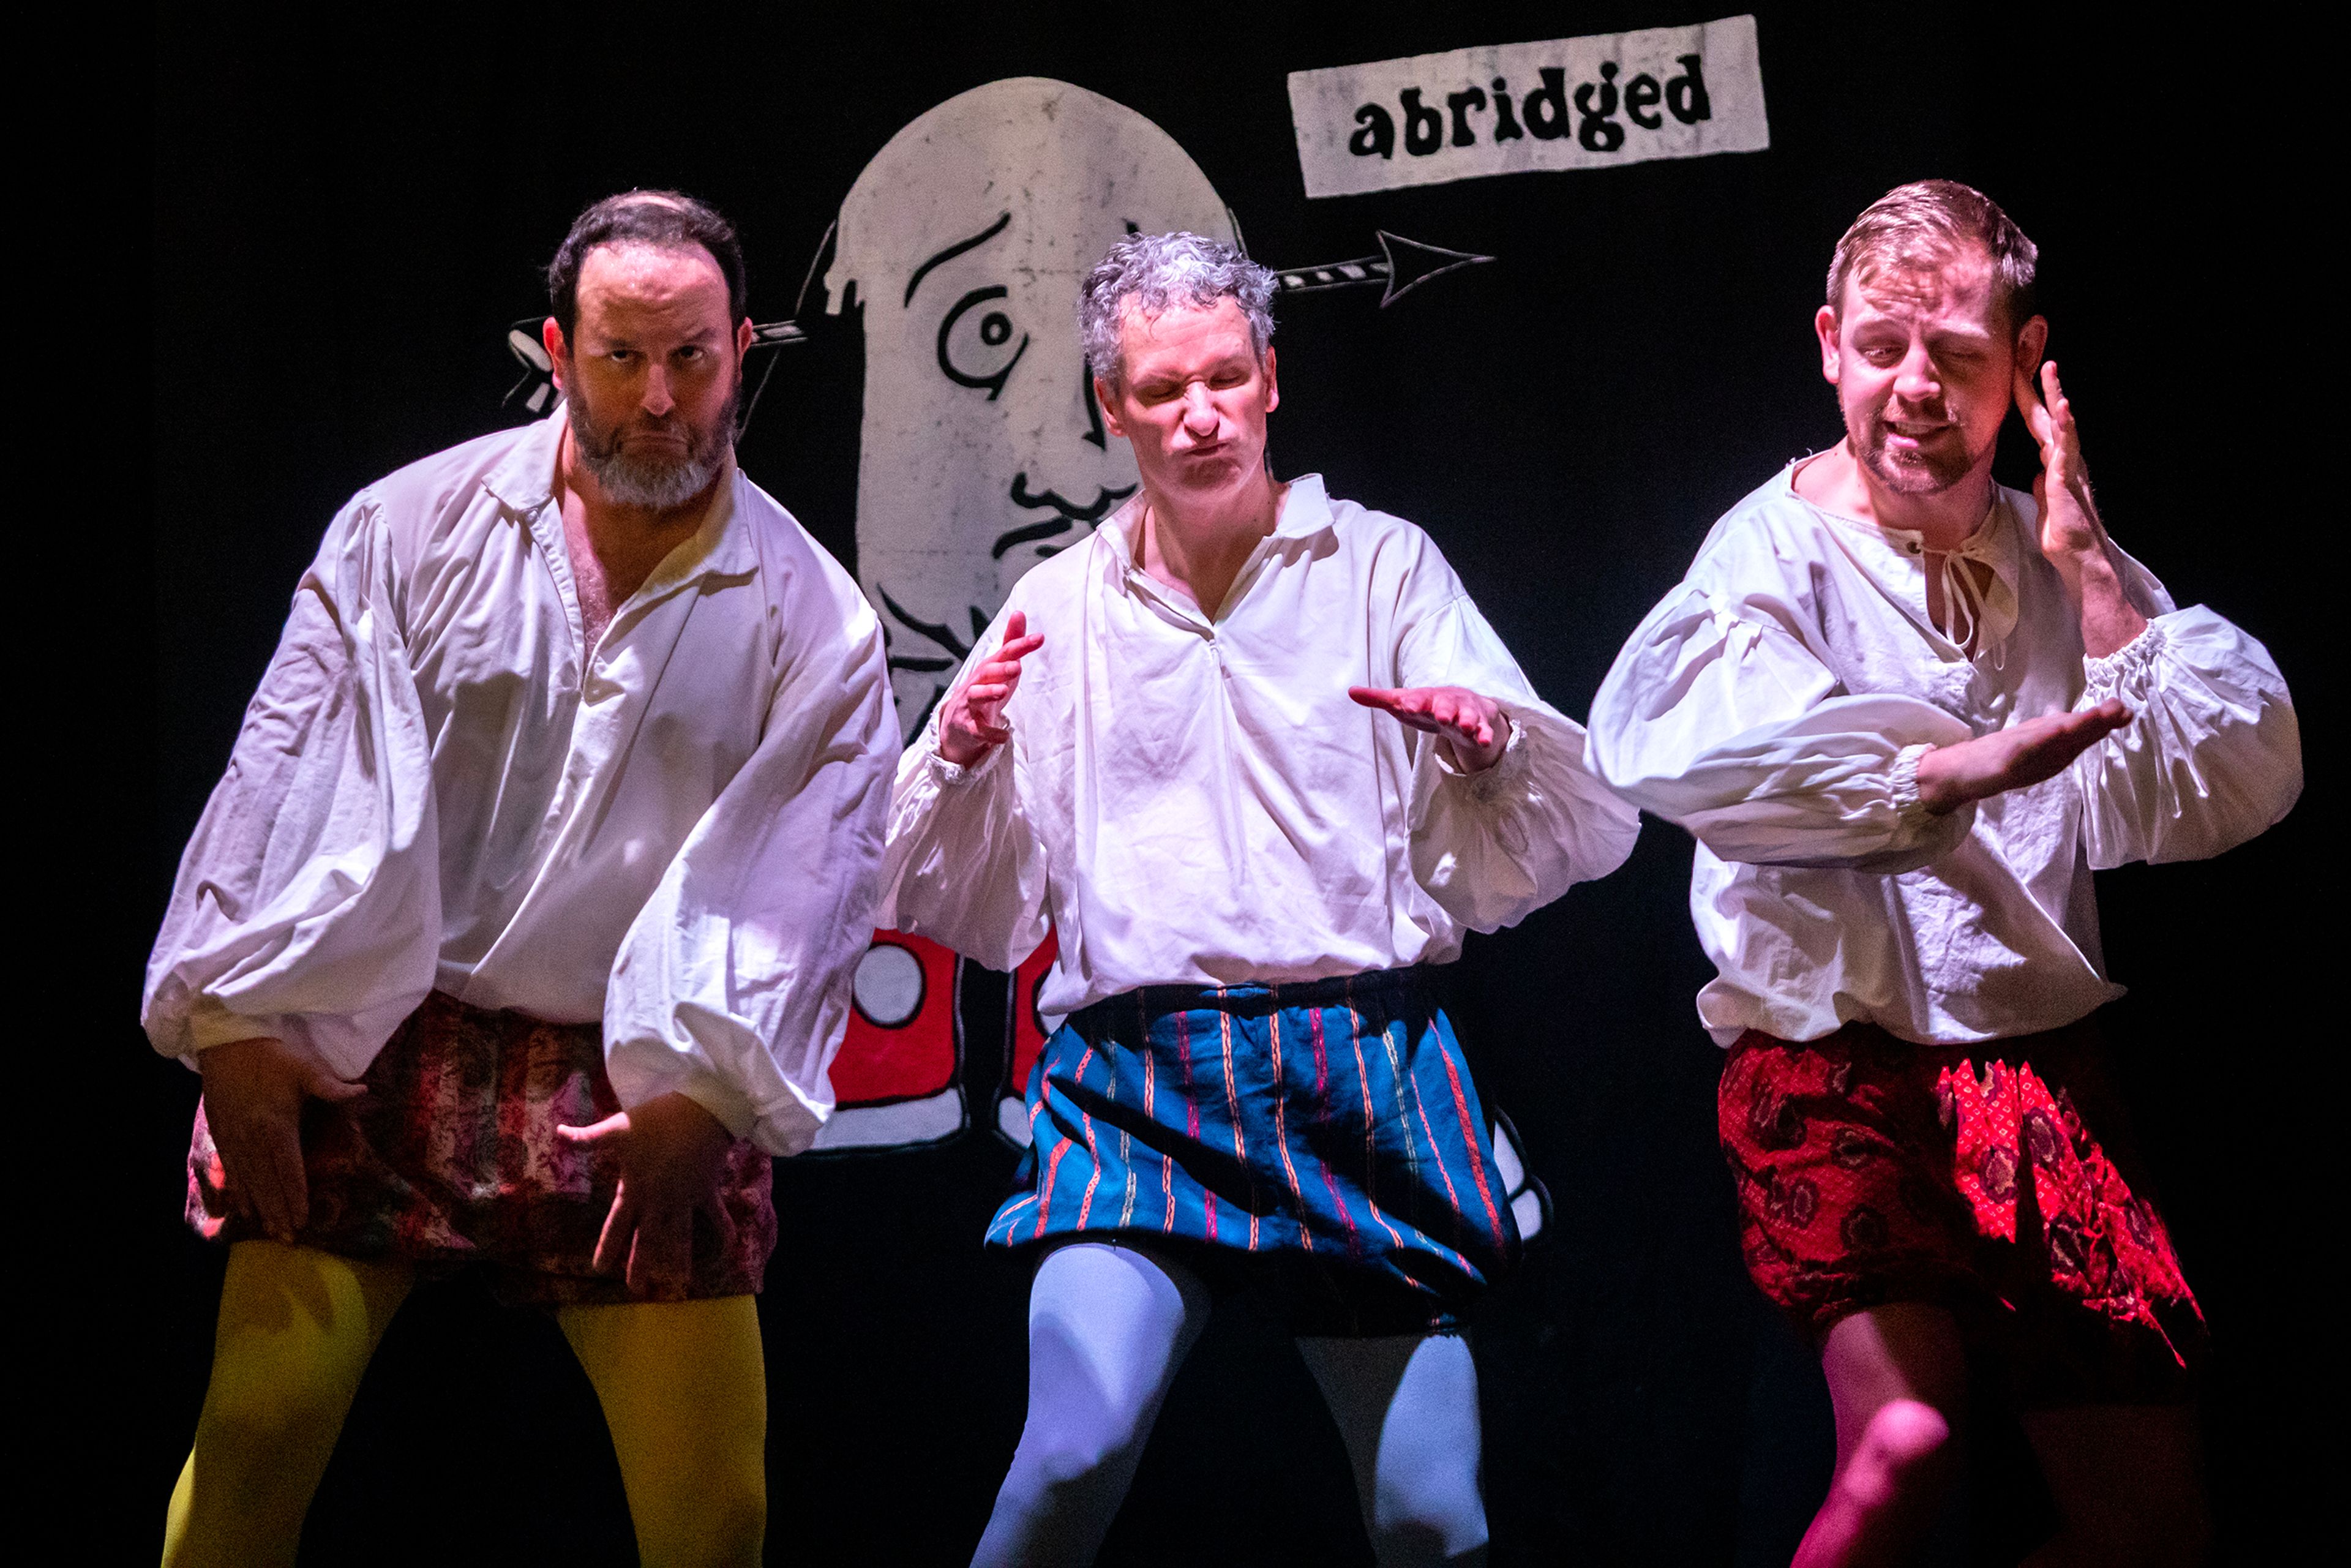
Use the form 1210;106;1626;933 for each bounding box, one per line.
1288;15;1768;198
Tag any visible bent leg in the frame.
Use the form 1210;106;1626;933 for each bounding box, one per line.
971;1242;1212;1568
163;1240;414;1568
2020;1404;2209;1567
1794;1302;1969;1568
558;1294;767;1568
1297;1332;1488;1567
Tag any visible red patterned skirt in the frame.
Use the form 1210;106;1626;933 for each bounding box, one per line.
1719;1014;2203;1407
187;991;776;1306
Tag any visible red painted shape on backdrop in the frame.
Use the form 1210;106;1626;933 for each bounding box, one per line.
829;930;961;1106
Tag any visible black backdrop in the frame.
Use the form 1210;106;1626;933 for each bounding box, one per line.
100;4;2329;1563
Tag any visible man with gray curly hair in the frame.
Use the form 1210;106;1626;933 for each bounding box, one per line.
1076;230;1277;394
885;230;1641;1566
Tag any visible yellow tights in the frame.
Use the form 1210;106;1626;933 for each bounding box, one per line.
162;1241;766;1568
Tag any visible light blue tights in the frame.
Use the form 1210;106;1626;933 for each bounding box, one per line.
970;1241;1490;1567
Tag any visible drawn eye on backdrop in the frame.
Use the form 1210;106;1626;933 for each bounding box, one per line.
937;284;1029;397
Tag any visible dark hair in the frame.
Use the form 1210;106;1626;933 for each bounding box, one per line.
1828;179;2039;331
545;189;748;341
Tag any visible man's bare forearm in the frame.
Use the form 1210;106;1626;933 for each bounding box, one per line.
2067;552;2148;661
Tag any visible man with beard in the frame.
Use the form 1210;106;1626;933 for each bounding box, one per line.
886;232;1640;1567
1589;181;2300;1566
146;191;895;1567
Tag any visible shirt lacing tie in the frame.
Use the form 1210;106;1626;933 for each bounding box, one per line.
1932;514;2017;669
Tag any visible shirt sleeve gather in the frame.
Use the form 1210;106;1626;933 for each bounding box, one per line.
1889;743;1940;828
924;735;1009;790
2071;606;2301;868
1431;711;1529;803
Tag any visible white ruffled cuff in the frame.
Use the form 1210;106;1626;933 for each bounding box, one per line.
2082;615;2166;700
926;736;1009;788
1433;710;1530;803
1889;741;1939;828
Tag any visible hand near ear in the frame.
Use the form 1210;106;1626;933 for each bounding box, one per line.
2012;359;2148;658
2014;359;2109;576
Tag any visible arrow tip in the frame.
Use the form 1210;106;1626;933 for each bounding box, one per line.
1372;231;1493;307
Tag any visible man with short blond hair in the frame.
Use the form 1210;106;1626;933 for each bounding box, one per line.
887;231;1639;1566
146;190;896;1566
1591;179;2301;1566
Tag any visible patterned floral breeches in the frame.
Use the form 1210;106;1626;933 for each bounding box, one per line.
186;991;776;1306
1719;1014;2203;1408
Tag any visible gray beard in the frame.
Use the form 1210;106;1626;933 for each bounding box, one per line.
567;381;737;511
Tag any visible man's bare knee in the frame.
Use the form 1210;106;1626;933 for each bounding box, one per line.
1839;1398;1954;1510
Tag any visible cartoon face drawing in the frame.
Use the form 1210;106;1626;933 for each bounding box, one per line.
826;77;1238;736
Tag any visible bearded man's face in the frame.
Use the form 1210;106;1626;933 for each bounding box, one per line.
553;241;741;511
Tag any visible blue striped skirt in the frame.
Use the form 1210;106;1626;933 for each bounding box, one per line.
985;968;1518;1334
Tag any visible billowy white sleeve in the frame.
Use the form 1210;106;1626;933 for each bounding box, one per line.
2073;606;2300;868
1589;582;1978;872
1398;590;1642;931
602;568;899;1157
141;497;443;1076
877;609;1051;972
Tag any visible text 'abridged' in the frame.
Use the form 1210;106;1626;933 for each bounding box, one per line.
1287;15;1769;199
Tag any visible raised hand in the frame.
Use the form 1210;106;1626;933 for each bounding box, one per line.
1349;685;1512;773
2014;359;2107;574
1914;700;2132;815
939;611;1044;767
2014;360;2148;658
198;1035;366;1242
557;1091;738;1300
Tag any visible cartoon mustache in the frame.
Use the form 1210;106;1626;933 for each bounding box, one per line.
992;476;1136;558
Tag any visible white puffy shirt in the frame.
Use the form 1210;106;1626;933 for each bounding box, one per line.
143;409;899;1155
882;476;1642;1013
1589;460;2301;1047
